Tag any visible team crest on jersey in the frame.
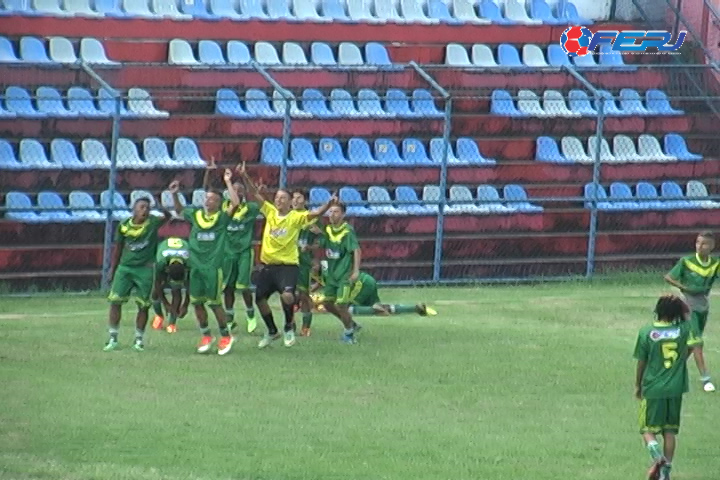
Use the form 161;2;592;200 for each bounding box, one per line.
197;232;216;242
650;329;680;341
325;249;341;259
270;227;288;238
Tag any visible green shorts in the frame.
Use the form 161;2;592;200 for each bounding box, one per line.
352;276;381;306
324;277;379;306
189;266;223;306
692;310;709;335
639;397;682;435
297;260;312;292
222;249;254;290
108;264;153;307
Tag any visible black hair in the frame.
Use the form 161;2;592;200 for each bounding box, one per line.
335;202;346;213
698;231;715;242
134;198;150;207
292;189;308;200
167;262;186;282
655;294;688;325
206;189;222;199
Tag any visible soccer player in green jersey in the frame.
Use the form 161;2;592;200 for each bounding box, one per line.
104;196;170;352
222;178;260;334
317;203;363;344
151;237;190;334
634;294;703;480
664;231;717;392
169;168;240;356
292;189;320;337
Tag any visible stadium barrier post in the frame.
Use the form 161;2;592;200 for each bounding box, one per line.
586;98;605;279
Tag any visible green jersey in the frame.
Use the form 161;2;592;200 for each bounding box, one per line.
298;216;319;267
223;200;260;256
183;207;232;269
667;254;720;312
319;222;360;282
116;215;165;267
155;237;190;269
633;320;703;398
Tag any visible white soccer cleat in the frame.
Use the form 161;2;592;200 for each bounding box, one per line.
258;332;281;349
283;330;296;347
703;381;716;392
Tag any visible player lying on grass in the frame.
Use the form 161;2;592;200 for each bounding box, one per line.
664;231;717;392
308;261;437;320
291;189;321;337
151;237;190;334
104;196;171;352
634;294;703;480
169;168;240;356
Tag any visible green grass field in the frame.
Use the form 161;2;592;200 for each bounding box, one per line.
1;278;719;480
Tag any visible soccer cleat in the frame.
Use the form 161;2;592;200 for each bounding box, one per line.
300;326;311;337
284;329;296;347
132;339;144;352
258;332;282;349
342;332;357;344
247;316;257;334
217;336;234;356
416;303;437;316
196;335;215;354
103;339;119;351
647;458;667;480
659;468;671;480
151;315;164;330
166;324;177;334
227;320;238;332
703;380;716;392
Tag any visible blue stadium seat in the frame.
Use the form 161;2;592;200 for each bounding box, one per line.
1;0;33;15
5;192;41;222
556;0;591;24
348;138;377;165
368;186;402;215
572;52;597;68
536;136;569;163
36;86;77;117
358;89;392;117
339;186;373;216
181;0;219;18
246;89;280;118
38;191;74;223
144;138;178;168
664;134;702;161
491;90;524;117
100;190;131;220
81;139;111;169
174;137;207;168
594;90;625;116
321;0;350;20
311;42;337;66
216;89;252;117
479;0;513;24
530;0;565;24
319;138;350;165
51;139;88;169
227;40;251;65
402;138;434;165
609;182;641;210
599;43;635;70
428;0;460;23
0;140;23;169
20;139;58;168
412;89;443;117
67;87;105;117
338;42;364;66
35;0;66;16
69;191;104;222
0;37;20;62
347;0;377;22
267;0;294;19
636;182;668;210
386;89;417;117
123;0;157;17
503;184;543;212
330;89;363;117
209;0;245;18
309;187;331;207
395;186;436;215
199;40;227;65
261;138;283;165
374;138;404;165
456;138;496;165
583;183;614;210
447;185;485;214
292;138;331;167
476;185;512;213
241;0;268;18
547;45;571;67
294;0;329;21
619;88;648;115
116;139;151;169
0;95;14;117
98;87;129;116
5;86;44;117
498;44;523;67
429;138;461;164
94;0;124;15
568;89;597;116
646;89;683;115
365;42;392;66
660;181;695;210
301;89;335;118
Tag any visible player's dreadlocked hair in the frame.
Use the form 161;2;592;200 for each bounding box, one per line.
655;294;688;325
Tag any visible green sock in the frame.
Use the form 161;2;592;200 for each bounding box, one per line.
152;300;163;317
168;313;177;325
391;305;418;314
662;463;672;475
226;309;235;324
246;307;255;320
349;306;376;315
302;312;313;328
646;441;662;461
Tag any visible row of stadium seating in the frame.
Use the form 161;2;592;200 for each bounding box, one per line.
536;134;702;163
446;42;631;69
584;181;720;211
491;89;681;118
0;86;167;118
0;0;590;25
0;138;206;169
0;36;117;64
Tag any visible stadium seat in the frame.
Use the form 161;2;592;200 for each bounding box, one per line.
402;138;434;165
412;89;443;117
503;184;542;212
568;90;596;116
51;139;88;169
255;42;281;65
547;45;571;67
619;88;648;115
543;90;578;117
38;191;74;222
638;134;676;162
517;90;548;117
340;187;373;216
505;0;540;23
428;0;460;23
374;0;401;22
491;90;524;117
5;86;43;117
347;0;377;22
246;89;280;118
660;181;695;209
216;89;251;117
192;189;206;207
301;89;335;118
81;139;111;168
686;181;720;208
94;0;124;15
160;190;187;213
97;87;129;116
34;0;66;15
1;0;33;15
261;138;283;165
283;42;309;65
174;137;206;167
311;42;337;65
240;0;267;18
117;138;150;169
557;0;591;24
612;135;643;162
498;44;523;67
374;138;404;165
319;138;350;164
266;0;293;19
338;42;364;66
358;89;392;117
144;138;178;168
636;182;667;210
530;0;565;24
599;43;634;70
609;182;641;210
181;0;218;18
646;89;683;115
169;39;200;65
20;36;54;63
127;88;169;118
572;52;597;68
386;89;417;117
479;0;513;24
291;138;326;166
330;89;364;117
446;43;471;66
365;42;392;66
401;0;437;23
321;0;350;20
476;185;512;213
429;138;461;164
394;186;434;214
309;187;331;207
561;136;592;163
447;185;484;214
664;134;702;161
199;40;227;65
20;139;59;168
69;191;104;222
587;136;617;163
101;190;132;220
153;0;192;18
368;186;402;215
453;0;490;23
348;138;377;165
0;140;23;169
227;40;251;64
273;90;309;118
422;185;443;211
594;90;625;116
0;37;20;62
36;86;77;117
456;138;495;164
0;95;14;117
80;38;119;65
471;44;498;67
6;192;41;222
292;0;327;20
123;0;156;16
535;137;568;163
583;183;614;210
522;44;548;67
209;0;244;18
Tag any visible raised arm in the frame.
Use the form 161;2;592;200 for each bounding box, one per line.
223;168;240;216
168;180;184;216
238;162;267;204
202;156;217;192
307;193;338;221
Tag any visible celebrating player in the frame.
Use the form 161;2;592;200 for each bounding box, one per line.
634;294;702;480
104;196;170;352
169;168;240;355
292;189;320;337
151;236;190;333
664;231;717;392
240;164;336;348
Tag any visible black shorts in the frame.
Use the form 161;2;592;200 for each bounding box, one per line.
255;264;299;301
